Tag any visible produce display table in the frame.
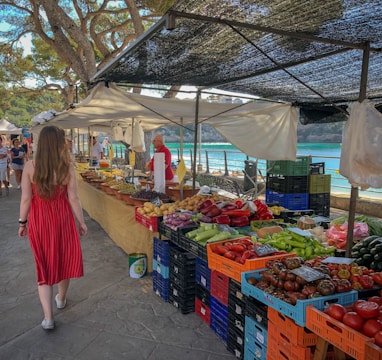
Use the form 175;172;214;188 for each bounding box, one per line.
78;178;154;272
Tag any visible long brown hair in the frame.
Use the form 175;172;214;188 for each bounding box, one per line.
33;125;71;199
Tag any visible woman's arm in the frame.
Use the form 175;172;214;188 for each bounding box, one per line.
67;164;88;236
18;161;33;238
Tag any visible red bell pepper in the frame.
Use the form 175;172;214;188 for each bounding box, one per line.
212;214;231;225
235;199;246;209
258;211;274;220
197;199;214;212
230;216;249;227
220;209;251;217
203;204;221;217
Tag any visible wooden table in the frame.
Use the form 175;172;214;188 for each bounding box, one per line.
78;179;155;272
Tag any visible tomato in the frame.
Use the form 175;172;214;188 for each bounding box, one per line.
372;272;382;286
343;312;364;331
327;304;347;322
316;279;336;296
368;296;382;307
354;300;380;319
335;279;352;293
359;275;374;289
362;319;382;337
375;331;382;347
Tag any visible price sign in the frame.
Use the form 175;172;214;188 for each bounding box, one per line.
129;151;136;166
254;244;277;257
290;265;326;282
176;159;186;183
321;257;355;265
151;197;161;207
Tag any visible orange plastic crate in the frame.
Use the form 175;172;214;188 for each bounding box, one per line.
266;322;313;360
134;206;161;232
306;306;371;360
267;307;317;347
365;341;382;360
206;241;295;283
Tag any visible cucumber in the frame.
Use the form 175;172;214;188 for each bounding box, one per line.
359;247;370;255
362;253;373;264
368;237;382;249
351;251;360;258
363;235;380;247
374;252;382;262
373;243;382;252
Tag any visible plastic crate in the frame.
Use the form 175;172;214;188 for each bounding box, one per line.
365;341;382;360
169;242;197;264
265;190;309;210
241;269;358;327
229;279;247;305
169;267;196;287
168;293;195;314
178;227;199;257
152;259;169;279
266;175;308;194
134;207;161;232
310;162;325;174
308;192;330;216
227;322;245;359
153;237;170;266
158;221;179;243
306;306;371;360
152;271;169;301
244;339;267;360
245;297;268;329
207;241;295;283
245;316;268;346
228;309;245;334
308;174;331;194
267;307;317;347
195;282;210;306
267;156;310;176
266;325;313;360
195;257;211;290
195;297;211;325
211;270;230;306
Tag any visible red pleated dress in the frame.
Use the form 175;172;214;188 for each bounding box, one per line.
28;184;84;286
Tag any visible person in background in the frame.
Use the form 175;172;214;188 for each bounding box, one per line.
22;137;30;162
0;136;9;195
18;125;87;330
1;135;11;187
10;138;24;189
89;135;103;166
145;133;174;181
66;138;76;161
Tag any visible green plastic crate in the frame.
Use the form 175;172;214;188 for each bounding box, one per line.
309;174;331;194
267;156;310;176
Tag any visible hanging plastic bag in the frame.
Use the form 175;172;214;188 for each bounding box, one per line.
340;101;382;189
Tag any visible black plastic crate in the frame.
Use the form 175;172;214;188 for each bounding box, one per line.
245;297;268;329
227;321;244;359
229;279;246;304
158;222;179;243
310;162;325;174
170;279;195;298
169;242;197;263
198;244;208;261
178;227;199;256
170;270;196;289
195;282;210;306
168;293;195;314
309;192;330;217
169;261;196;284
228;295;246;324
266;174;308;194
228;310;245;334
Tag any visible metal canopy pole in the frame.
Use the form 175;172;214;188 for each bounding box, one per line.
192;89;201;191
345;42;370;257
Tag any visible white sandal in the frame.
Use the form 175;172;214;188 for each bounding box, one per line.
55;294;67;309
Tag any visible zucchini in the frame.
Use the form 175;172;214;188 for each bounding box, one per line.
351;251;360;258
377;262;382;272
373;243;382;252
370;261;377;270
368;237;382;249
362;253;373;264
374;252;382;262
359;247;370;255
363;235;380;247
355;257;365;266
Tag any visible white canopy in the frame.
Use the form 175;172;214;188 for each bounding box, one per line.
0;119;22;134
32;83;298;160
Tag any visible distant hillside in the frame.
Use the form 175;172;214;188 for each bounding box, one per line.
159;121;344;143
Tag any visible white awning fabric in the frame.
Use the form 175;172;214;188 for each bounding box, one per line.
32;82;298;160
0;119;22;134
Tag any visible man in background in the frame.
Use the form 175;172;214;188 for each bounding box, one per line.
89;136;103;167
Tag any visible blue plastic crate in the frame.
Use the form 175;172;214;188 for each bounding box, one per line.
241;269;358;327
195;257;211;290
265;190;309;210
153;237;170;266
244;338;267;360
152;259;169;279
244;316;268;346
152;271;169;301
210;315;228;343
210;295;228;322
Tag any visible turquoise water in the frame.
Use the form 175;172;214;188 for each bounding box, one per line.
112;142;381;199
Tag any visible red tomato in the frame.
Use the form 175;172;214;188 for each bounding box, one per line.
327;304;347;322
375;331;382;347
343;312;364;331
372;272;382;286
354;301;380;319
368;296;382;307
362;319;382;337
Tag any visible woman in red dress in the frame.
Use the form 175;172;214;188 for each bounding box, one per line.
18;125;88;330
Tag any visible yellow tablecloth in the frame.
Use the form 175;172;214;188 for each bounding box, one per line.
78;180;155;272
